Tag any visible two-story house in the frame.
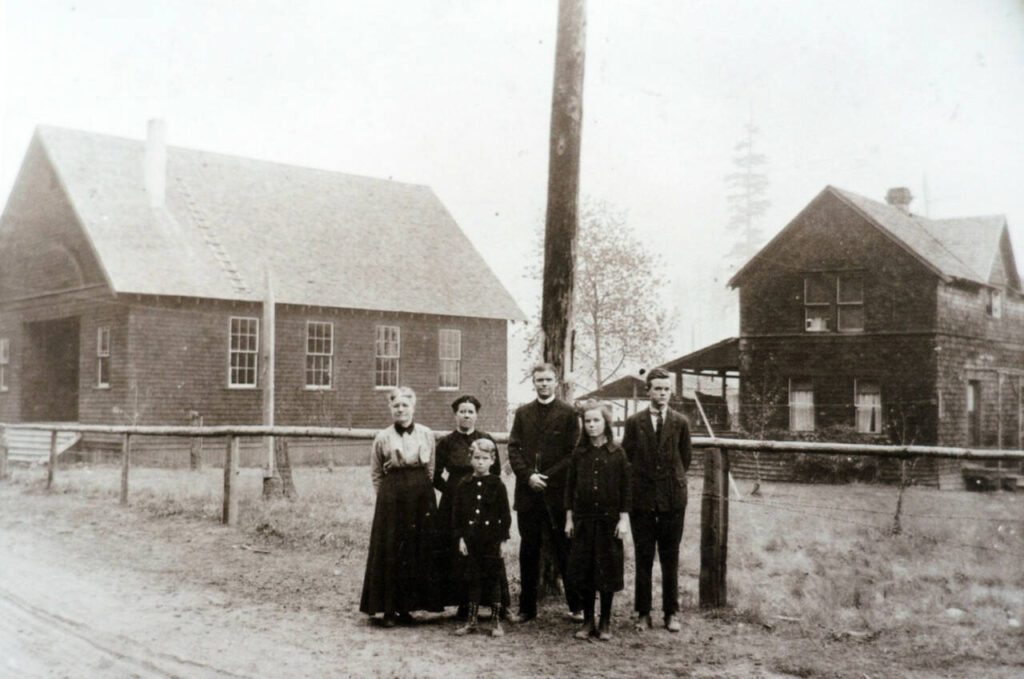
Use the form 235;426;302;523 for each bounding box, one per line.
729;186;1022;478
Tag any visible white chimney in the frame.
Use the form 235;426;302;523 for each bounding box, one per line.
885;187;913;214
145;119;167;208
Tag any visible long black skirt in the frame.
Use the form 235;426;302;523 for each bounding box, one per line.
568;515;624;594
359;467;444;616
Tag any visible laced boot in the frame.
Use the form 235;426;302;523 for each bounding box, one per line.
490;602;505;637
454;603;478;636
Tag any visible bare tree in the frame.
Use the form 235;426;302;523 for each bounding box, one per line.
526;198;675;391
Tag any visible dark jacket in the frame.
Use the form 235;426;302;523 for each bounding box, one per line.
565;441;632;520
451;474;511;546
507;398;579;513
621;407;692;512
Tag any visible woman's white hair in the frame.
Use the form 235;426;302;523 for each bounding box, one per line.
387;386;417;406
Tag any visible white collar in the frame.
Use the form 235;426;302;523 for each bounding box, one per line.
537;395;556;405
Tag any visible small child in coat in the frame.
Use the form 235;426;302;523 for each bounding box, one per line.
565;399;631;641
451;438;512;637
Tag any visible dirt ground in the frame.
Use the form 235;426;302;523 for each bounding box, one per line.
2;471;1023;678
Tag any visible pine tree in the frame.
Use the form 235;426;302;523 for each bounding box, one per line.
724;119;771;267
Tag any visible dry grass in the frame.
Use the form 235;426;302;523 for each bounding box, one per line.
9;462;1024;675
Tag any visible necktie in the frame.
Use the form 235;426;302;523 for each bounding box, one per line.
655;410;663;439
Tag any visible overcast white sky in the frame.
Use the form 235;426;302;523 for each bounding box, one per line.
2;0;1023;397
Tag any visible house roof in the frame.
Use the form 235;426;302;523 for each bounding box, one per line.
32;126;526;320
660;337;739;373
730;186;1016;291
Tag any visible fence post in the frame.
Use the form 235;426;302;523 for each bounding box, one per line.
189;411;203;471
699;446;729;609
120;433;131;505
223;435;239;525
0;426;7;481
46;430;58;490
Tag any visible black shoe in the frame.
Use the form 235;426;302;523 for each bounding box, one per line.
381;614;396;628
396;612;414;626
515;611;537;624
455;604;469;621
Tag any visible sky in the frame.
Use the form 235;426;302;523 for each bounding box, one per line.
2;0;1023;401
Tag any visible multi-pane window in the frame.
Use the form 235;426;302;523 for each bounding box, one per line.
855;380;882;434
439;329;461;389
837;275;864;331
0;338;8;392
374;325;400;388
228;317;259;388
305;321;333;389
96;327;110;388
803;272;865;332
804;275;832;332
789;378;815;432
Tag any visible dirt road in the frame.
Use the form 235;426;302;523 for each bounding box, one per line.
0;487;482;678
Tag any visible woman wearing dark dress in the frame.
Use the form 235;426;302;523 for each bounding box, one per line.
433;394;513;619
359;386;444;627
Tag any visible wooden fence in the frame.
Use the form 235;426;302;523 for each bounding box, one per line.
3;422;1024;610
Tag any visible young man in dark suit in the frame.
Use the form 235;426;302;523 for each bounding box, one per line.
621;367;692;632
507;363;582;622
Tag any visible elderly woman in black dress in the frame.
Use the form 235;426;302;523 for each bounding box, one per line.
359;386;443;627
434;394;513;620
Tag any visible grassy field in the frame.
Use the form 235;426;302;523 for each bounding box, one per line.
8;461;1024;677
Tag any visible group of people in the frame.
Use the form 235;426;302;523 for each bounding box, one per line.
358;363;692;641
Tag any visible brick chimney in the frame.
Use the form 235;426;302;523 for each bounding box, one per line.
145;119;166;208
885;187;913;214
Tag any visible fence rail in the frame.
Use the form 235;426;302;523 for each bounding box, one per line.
3;422;1023;610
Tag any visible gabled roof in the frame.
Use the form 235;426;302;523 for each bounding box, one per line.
730;185;1018;291
29;126;525;320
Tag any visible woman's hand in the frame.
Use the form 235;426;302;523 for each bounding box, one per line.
458;538;468;556
382;458;394;473
614;514;629;540
564;512;574;538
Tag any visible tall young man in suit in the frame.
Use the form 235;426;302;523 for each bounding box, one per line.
622;367;692;632
507;363;582;622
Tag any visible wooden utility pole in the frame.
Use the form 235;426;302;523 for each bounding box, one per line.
541;0;587;399
262;267;278;498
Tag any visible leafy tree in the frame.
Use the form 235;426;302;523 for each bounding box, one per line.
526;199;675;391
724;119;771;267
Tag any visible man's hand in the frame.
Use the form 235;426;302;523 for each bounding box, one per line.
614;515;630;540
564;513;574;538
459;538;468;556
528;473;548;491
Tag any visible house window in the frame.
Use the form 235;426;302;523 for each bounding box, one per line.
305;321;333;389
228;317;259;388
987;288;1002;318
804;275;832;332
439;329;461;389
855;380;882;434
96;327;110;388
374;325;400;388
0;338;8;392
966;380;981;446
789;378;815;431
803;272;865;332
837;274;864;331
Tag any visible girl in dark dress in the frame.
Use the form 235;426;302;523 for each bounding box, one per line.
565;399;632;641
433;395;513;618
359;387;444;627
